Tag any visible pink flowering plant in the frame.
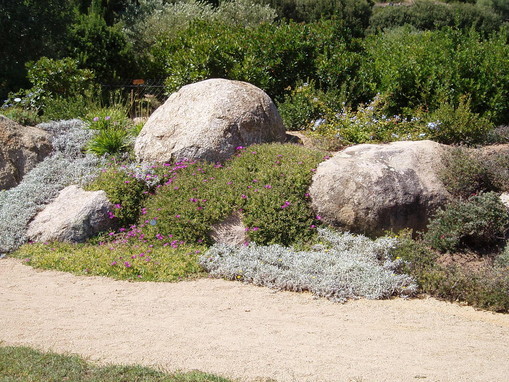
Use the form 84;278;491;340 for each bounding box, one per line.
141;143;326;246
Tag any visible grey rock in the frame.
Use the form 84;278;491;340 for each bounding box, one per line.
0;116;52;190
210;213;248;246
26;185;114;243
309;140;452;236
135;78;286;163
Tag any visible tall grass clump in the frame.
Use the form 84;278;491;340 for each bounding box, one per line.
141;143;326;246
0;120;102;253
200;228;417;302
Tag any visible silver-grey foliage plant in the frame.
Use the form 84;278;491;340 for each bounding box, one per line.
200;228;417;302
0;120;102;253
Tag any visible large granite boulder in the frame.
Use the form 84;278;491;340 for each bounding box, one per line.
26;185;114;243
134;78;286;163
309;140;452;236
0;116;52;190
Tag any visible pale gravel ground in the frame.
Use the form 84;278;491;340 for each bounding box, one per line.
1;257;509;382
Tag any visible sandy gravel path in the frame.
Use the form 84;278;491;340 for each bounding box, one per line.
1;257;509;382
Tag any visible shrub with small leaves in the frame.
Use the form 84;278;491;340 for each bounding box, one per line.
85;166;151;228
141;143;325;247
424;192;509;253
439;147;495;200
200;228;417;302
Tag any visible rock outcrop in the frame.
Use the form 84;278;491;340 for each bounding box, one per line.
0;116;52;190
135;79;286;163
26;185;114;243
309;140;452;236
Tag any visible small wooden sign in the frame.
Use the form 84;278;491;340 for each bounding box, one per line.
132;79;145;85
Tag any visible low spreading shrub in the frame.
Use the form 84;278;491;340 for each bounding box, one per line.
393;231;509;312
200;228;417;302
439;147;495;199
140;143;325;247
424;192;509;253
0;120;102;253
85;166;151;228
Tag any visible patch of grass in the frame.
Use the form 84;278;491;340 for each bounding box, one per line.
0;345;232;381
13;241;207;282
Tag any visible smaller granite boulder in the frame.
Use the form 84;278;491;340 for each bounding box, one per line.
135;78;286;163
210;213;248;246
0;116;52;190
309;140;452;236
26;185;114;243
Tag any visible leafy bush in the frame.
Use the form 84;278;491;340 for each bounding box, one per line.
14;241;206;282
362;27;509;125
425;97;493;145
85;167;150;227
153;19;353;101
200;228;417;302
66;12;137;83
3;57;95;115
424;192;509;252
394;232;509;312
369;0;503;35
140;144;325;247
0;120;102;253
439;147;495;199
265;0;373;36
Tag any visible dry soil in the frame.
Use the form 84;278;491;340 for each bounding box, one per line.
1;257;509;382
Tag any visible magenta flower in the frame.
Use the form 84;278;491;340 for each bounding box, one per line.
264;184;272;189
241;194;247;199
124;261;131;268
111;261;117;266
93;117;99;122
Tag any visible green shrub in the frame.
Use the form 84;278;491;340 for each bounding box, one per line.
362;27;509;125
369;0;503;35
66;12;137;83
85;167;150;227
141;143;325;247
153;19;354;101
481;150;509;193
393;231;509;312
277;80;334;131
425;96;493;145
0;106;43;126
306;93;427;146
84;106;138;157
14;241;206;282
439;146;495;199
424;192;509;252
3;57;95;115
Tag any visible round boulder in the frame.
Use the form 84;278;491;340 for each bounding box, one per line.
309;140;452;236
0;116;52;190
135;79;286;163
